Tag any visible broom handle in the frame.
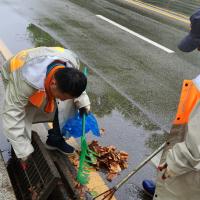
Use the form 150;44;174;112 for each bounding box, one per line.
114;142;166;190
82;67;88;139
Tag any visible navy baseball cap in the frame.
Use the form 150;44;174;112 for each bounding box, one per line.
178;9;200;52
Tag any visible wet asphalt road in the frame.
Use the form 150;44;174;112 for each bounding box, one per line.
0;0;200;199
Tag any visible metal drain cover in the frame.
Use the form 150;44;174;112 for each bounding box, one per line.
8;131;60;200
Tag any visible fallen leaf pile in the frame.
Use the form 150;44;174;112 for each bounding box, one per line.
65;155;88;199
88;140;128;181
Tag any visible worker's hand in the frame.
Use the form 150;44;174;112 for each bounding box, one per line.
157;163;176;180
79;105;90;117
19;155;30;171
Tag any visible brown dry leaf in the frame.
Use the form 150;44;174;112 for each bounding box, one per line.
75;183;89;198
75;183;83;189
72;159;79;167
119;151;129;160
120;151;128;156
107;146;116;152
88;140;129;182
120;162;128;170
107;173;118;182
100;128;106;136
109;163;121;173
69;155;80;168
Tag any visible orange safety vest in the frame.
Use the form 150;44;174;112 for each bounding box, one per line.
29;65;65;113
173;80;200;125
9;49;65;113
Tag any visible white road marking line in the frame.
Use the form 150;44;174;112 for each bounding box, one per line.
96;15;175;54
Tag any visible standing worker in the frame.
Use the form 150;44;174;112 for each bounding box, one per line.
142;9;200;200
1;47;90;163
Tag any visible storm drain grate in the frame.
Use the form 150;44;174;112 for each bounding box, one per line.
8;131;60;200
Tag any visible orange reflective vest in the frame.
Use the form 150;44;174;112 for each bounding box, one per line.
173;80;200;125
9;48;66;112
29;65;65;112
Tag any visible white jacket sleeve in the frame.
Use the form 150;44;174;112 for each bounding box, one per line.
166;101;200;175
2;77;36;159
74;91;90;109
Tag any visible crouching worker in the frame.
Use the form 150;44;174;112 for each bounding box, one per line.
1;47;90;163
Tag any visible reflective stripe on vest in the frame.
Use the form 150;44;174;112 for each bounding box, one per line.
52;47;65;52
9;47;65;73
9;47;71;109
10;50;28;72
29;65;65;109
10;50;65;109
173;80;200;124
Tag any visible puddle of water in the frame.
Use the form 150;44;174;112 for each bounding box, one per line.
83;71;166;199
0;3;32;54
86;67;159;131
85;108;158;199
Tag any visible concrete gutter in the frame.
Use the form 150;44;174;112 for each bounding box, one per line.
0;152;16;200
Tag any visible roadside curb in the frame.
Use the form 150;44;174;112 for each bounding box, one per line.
0;40;12;60
0;149;16;199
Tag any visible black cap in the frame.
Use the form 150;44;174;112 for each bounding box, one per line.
178;9;200;52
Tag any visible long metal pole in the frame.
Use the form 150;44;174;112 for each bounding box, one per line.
114;142;166;190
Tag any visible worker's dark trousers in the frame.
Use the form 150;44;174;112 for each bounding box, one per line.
50;108;62;137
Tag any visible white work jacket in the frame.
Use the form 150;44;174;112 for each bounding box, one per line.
1;47;90;158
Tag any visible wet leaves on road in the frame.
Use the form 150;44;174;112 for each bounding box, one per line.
89;140;128;181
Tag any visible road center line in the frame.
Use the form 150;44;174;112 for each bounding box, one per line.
125;0;189;25
96;15;174;54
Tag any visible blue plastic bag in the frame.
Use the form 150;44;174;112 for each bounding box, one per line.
62;112;100;138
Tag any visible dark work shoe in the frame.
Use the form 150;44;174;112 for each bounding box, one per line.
142;180;156;197
45;132;75;156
